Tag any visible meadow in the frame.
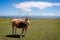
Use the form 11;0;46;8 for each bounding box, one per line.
0;18;60;40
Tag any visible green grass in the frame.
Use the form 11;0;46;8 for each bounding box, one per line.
0;18;60;40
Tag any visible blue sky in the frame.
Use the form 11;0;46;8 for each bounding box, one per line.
0;0;60;17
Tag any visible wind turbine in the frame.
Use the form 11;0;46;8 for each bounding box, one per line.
18;9;21;18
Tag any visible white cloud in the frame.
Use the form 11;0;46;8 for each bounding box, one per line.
13;2;60;12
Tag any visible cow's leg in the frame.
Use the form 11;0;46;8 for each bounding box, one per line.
12;25;14;35
24;27;28;36
15;27;17;35
21;28;24;37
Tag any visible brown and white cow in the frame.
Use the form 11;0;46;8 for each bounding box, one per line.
11;18;30;37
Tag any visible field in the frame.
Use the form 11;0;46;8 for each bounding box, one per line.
0;18;60;40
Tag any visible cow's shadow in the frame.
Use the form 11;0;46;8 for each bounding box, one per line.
6;34;25;38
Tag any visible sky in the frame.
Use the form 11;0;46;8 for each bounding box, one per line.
0;0;60;17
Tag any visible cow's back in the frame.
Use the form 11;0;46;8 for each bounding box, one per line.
12;19;23;26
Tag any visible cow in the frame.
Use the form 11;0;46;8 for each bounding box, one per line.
11;17;30;37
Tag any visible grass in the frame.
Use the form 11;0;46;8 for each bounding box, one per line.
0;18;60;40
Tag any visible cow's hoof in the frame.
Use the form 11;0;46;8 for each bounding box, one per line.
22;35;25;37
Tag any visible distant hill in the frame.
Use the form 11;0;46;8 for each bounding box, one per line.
0;15;60;18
